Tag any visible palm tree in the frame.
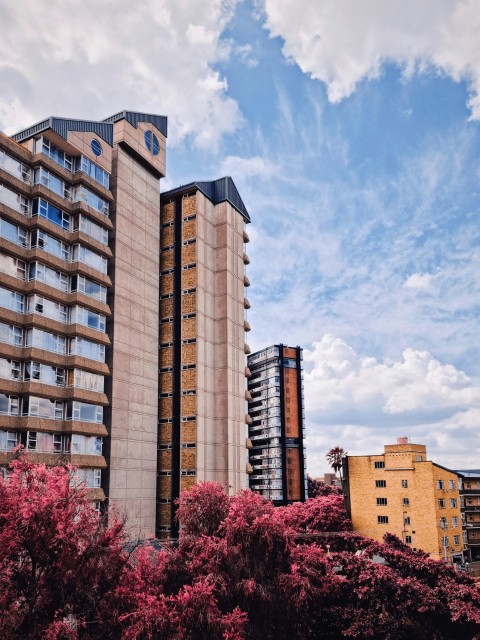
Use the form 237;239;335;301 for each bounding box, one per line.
326;446;347;493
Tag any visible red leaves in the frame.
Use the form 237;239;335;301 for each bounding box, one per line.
2;459;480;639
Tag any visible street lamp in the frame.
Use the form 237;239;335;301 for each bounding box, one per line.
440;519;448;562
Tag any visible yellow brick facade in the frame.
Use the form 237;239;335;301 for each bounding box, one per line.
346;441;464;561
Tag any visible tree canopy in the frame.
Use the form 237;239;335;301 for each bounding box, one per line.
1;456;480;639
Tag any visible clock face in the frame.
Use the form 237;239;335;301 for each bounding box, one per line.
90;139;102;157
144;130;160;156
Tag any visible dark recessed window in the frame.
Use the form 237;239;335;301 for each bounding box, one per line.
144;130;159;155
90;139;102;157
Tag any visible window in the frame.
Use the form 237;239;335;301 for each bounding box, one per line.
439;517;447;529
376;497;388;505
404;516;411;525
0;288;24;314
23;396;63;420
374;461;385;469
452;517;459;528
403;498;410;506
70;274;107;302
438;499;445;508
28;262;68;292
0;323;22;347
144;130;160;155
405;535;412;544
71;245;107;274
0;358;21;381
31;229;69;261
36;137;73;171
71;434;103;455
75;215;108;245
27;295;68;324
377;516;389;524
0;430;19;450
401;479;408;488
453;535;460;546
449;480;456;490
25;328;66;354
450;498;457;508
72;468;102;488
73;186;109;216
441;536;449;547
0;184;29;215
67;369;104;392
66;401;103;424
69;337;105;362
0;253;26;280
437;480;444;490
0;148;31;182
32;198;71;230
69;306;106;332
77;155;109;188
0;217;28;247
34;167;71;199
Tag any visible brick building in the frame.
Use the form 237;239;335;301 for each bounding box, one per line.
247;345;307;504
456;470;480;561
344;438;465;562
156;179;251;537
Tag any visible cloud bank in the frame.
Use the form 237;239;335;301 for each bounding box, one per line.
0;0;243;148
263;0;480;118
304;335;480;476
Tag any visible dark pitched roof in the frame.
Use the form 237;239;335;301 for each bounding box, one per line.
162;176;250;223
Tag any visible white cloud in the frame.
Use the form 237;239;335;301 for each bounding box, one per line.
403;272;436;291
262;0;480;119
219;155;276;181
0;0;243;149
304;335;480;476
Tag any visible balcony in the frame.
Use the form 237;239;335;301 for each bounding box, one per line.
243;275;250;287
246;437;253;449
245;413;253;424
244;298;251;310
243;253;250;265
245;366;252;377
245;390;252;401
244;343;251;355
244;320;251;332
243;230;250;243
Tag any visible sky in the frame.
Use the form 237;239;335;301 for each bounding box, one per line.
1;0;479;476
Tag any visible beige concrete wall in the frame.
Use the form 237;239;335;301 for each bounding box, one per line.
107;127;161;538
195;192;247;493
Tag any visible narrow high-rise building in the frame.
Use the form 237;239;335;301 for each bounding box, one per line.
247;345;307;504
156;179;251;537
0;111;167;537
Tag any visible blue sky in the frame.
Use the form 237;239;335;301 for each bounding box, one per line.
1;0;479;475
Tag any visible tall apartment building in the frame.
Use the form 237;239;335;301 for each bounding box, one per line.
156;179;251;538
344;438;465;562
456;470;480;562
0;111;167;537
247;345;307;504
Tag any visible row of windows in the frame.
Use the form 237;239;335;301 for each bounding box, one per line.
0;358;104;391
0;394;103;422
0;227;107;275
0;430;102;455
1;465;102;488
0;323;105;361
0;260;107;301
376;497;410;506
374;478;457;490
439;498;458;508
37;138;109;188
0;171;109;219
440;516;460;528
33;201;108;244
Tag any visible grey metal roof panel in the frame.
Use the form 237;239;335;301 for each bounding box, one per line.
103;111;168;137
162;177;250;222
12;117;113;145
